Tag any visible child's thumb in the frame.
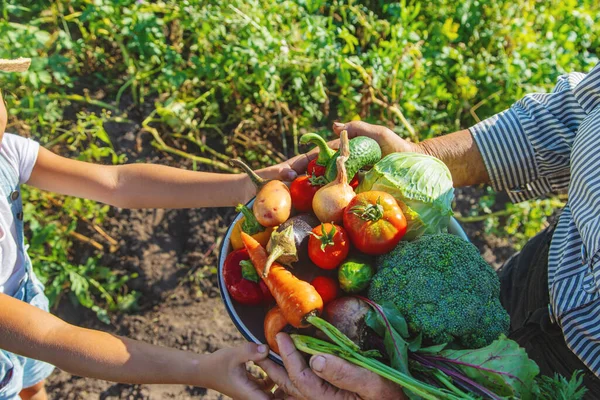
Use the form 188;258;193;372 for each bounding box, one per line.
237;342;270;363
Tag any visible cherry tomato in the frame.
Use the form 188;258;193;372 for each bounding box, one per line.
223;249;273;305
307;159;327;177
311;276;339;305
343;191;407;255
308;223;350;269
290;174;327;212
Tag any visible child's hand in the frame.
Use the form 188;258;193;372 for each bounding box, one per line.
255;152;318;183
205;343;274;400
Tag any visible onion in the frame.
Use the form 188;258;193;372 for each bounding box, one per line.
312;130;355;223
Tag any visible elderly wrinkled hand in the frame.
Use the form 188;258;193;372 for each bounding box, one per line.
257;333;406;400
331;121;419;156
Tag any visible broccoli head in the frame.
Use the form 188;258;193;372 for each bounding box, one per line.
368;233;509;348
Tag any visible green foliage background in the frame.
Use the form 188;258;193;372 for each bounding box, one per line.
1;0;598;318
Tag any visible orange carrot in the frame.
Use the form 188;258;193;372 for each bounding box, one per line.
241;232;323;328
264;306;288;355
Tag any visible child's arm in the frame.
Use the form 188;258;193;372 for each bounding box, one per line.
0;293;273;399
27;147;314;208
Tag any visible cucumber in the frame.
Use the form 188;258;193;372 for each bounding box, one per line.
325;136;382;182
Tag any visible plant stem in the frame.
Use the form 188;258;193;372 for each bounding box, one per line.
292;335;463;400
422;354;521;380
142;119;235;172
454;209;511;223
300;133;336;165
228;159;265;187
48;93;121;113
412;353;501;400
306;315;363;354
236;204;264;235
430;369;471;398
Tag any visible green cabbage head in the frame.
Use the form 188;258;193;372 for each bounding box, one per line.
357;152;454;240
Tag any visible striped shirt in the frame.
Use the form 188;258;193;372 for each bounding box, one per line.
470;61;600;377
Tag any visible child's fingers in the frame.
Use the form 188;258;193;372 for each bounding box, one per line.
235;342;270;364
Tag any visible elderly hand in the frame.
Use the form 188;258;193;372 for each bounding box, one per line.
332;121;420;156
257;333;406;400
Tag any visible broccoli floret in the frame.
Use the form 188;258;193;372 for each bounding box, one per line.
368;233;509;348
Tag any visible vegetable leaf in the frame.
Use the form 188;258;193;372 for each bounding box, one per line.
380;301;410;338
360;299;411;377
438;335;540;399
365;309;385;336
383;326;410;376
536;371;587;400
408;332;422;352
418;342;448;354
240;260;259;283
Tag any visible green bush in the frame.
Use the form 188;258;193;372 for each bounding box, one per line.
2;0;598;318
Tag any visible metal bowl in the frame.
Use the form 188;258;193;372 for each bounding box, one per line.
217;198;469;364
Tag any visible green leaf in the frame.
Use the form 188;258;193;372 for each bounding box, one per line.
417;343;448;354
363;305;411;376
240;260;259;283
408;332;422;352
536;371;587;400
380;301;409;338
439;335;540;399
383;326;411;376
365;309;385;335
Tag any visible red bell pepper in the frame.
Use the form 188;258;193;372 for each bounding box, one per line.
223;248;273;305
301;133;335;177
290;174;328;212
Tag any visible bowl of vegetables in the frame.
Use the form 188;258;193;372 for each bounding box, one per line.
217;130;468;364
217;131;573;398
218;199;468;365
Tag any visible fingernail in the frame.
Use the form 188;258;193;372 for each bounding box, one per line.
286;170;297;181
333;121;345;129
257;344;267;353
310;355;326;372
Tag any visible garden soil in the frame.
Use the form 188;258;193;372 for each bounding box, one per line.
44;127;517;399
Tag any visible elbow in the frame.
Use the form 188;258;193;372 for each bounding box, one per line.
103;166;135;209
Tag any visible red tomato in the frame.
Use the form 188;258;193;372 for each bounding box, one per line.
311;276;339;305
307;159;327;177
308;223;350;269
290;174;327;212
343;191;407;255
223;249;273;305
349;175;359;190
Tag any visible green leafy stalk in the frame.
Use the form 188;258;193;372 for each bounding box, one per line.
292;334;468;400
306;315;381;357
236;204;265;235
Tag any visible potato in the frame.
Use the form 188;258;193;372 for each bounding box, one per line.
253;180;291;227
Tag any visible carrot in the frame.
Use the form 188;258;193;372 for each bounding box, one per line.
241;232;323;328
264;306;288;355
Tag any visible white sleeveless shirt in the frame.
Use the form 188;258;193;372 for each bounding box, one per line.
0;133;39;296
